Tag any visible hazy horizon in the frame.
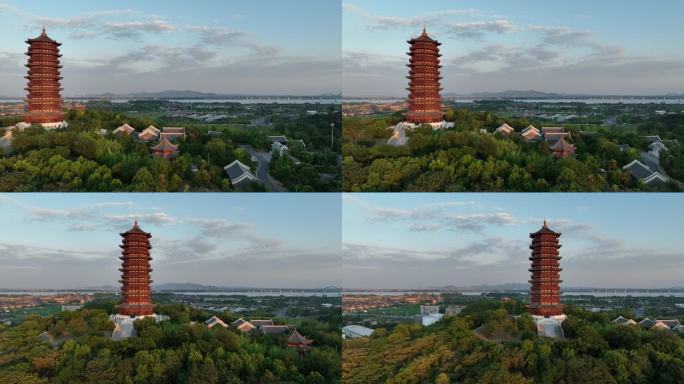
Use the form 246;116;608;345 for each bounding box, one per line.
343;194;684;290
343;0;684;97
0;0;341;96
0;194;341;289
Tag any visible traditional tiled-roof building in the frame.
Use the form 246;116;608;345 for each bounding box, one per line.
152;136;179;160
550;136;576;159
224;160;259;188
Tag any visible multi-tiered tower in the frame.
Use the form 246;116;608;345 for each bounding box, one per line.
406;28;443;124
527;220;563;317
118;221;154;317
24;28;64;127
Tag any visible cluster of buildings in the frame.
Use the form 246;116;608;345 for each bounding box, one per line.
0;293;93;312
493;124;576;158
342;293;441;313
268;135;305;156
342;304;464;340
107;221;314;357
112;123;186;160
622;135;676;186
341;102;405;117
205;316;313;355
612;316;684;333
210;317;290;335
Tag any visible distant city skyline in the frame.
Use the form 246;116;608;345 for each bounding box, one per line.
0;0;341;96
343;194;684;289
343;0;684;96
0;194;340;289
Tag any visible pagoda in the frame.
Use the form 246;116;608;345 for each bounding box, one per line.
527;220;564;318
287;329;313;357
118;221;154;316
24;28;65;128
406;27;443;124
152;136;179;160
550;137;576;159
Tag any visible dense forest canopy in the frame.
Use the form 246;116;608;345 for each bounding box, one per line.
0;104;341;192
342;107;684;192
343;298;684;384
0;300;341;384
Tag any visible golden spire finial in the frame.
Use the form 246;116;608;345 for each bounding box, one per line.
543;219;547;227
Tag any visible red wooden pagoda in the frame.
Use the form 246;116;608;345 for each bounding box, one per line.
527;220;563;317
24;28;63;125
288;329;313;357
406;28;443;124
118;221;154;317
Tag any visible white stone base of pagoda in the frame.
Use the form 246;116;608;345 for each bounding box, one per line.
109;313;169;340
531;314;566;322
387;120;455;146
40;121;68;130
531;314;566;338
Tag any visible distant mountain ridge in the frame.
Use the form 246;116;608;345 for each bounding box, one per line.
446;90;571;98
343;90;684;99
79;90;342;99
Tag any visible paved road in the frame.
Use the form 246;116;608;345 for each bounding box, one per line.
239;145;286;192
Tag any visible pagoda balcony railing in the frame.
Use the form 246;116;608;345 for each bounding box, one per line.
407;53;442;59
119;256;153;261
408;86;442;90
26;49;62;55
408;41;442;47
121;241;152;246
407;49;441;55
406;62;442;68
25;84;62;89
528;267;562;272
408;54;441;60
25;62;63;68
25;75;63;80
118;287;153;292
26;92;64;96
25;51;61;56
529;254;561;260
26;72;62;76
407;62;441;67
26;56;62;62
26;61;62;68
407;108;443;112
408;101;442;105
119;267;153;272
27;101;62;106
26;93;63;98
407;73;443;79
530;240;561;247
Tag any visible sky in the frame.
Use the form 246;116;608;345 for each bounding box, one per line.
0;0;341;96
343;193;684;289
343;0;684;96
0;194;341;289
